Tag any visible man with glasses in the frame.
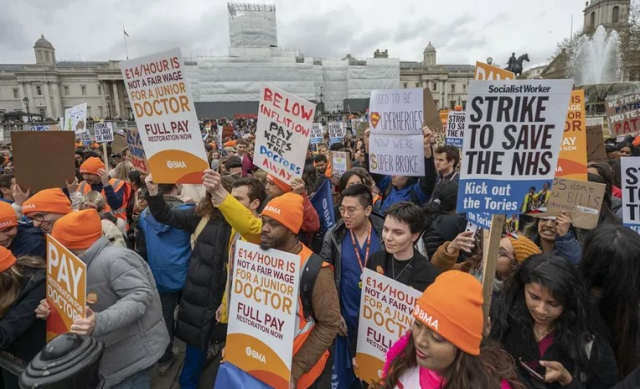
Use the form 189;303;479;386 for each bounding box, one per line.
320;184;384;388
21;188;73;234
0;200;46;257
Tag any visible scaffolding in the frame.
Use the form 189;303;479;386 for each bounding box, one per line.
228;2;278;48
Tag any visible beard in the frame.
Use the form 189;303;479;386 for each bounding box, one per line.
260;233;288;251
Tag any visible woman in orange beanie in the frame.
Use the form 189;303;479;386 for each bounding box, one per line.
0;247;46;389
380;271;523;389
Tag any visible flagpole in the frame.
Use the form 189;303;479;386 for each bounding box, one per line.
123;27;129;60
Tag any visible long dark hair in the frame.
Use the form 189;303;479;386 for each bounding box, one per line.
493;254;595;380
380;335;524;389
423;180;458;228
580;224;640;377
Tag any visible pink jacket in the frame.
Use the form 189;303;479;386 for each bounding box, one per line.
383;333;512;389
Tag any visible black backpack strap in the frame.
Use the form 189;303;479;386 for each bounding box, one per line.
300;253;325;320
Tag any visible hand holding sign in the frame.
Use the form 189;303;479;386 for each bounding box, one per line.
12;184;30;206
35;298;51;320
70;307;96;336
145;173;159;196
423;126;434;158
65;177;80;194
202;169;222;194
555;212;573;237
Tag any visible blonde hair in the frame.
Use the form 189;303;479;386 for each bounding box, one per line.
0;256;45;317
112;161;134;181
81;191;106;212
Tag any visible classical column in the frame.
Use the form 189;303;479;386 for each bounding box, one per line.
52;83;63;119
44;82;53;118
112;82;121;118
101;81;107;118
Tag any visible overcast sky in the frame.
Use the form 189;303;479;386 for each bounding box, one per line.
2;0;587;69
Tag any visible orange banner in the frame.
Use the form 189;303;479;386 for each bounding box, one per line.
556;90;588;180
46;235;87;342
474;62;516;81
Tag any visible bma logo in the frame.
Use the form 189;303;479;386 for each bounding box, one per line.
22;204;36;210
245;346;266;363
264;205;281;215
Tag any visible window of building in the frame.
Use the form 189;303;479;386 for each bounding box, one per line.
463;84;467;92
432;83;437;91
462;100;467;109
87;106;91;117
590;12;596;28
98;85;101;95
403;82;408;88
63;86;69;95
434;100;439;109
36;85;42;96
99;106;104;117
451;84;456;93
12;89;18;99
39;108;46;116
415;82;420;87
613;6;620;23
81;86;87;96
46;52;51;63
450;101;456;109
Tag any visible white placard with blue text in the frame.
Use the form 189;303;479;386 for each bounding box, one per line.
310;123;324;145
622;157;640;233
328;122;345;146
94;122;114;143
456;80;573;215
369;134;425;177
368;89;423;135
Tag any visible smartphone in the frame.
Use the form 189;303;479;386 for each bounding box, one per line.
518;357;545;382
466;221;479;234
211;159;221;171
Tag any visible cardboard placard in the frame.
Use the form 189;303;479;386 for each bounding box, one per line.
121;47;209;184
46;235;87;342
12;131;76;193
355;269;422;384
605;93;640;136
331;151;351;178
456;79;573;215
543;177;605;229
556;90;587;180
586;117;607;161
111;132;129;154
225;241;300;389
423;88;443;134
621;157;640;233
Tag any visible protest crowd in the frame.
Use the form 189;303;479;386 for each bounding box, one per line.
3;54;640;389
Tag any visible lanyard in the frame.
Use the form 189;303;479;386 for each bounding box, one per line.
350;226;372;271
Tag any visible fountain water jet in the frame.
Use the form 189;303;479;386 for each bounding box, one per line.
570;25;623;86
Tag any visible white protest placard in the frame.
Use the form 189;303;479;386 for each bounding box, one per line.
79;131;92;146
368;88;425;177
217;125;223;149
456;80;574;215
30;125;49;132
64;103;88;134
328;122;345;146
354;269;421;385
94;122;114;143
310;123;324;145
254;85;316;184
445;111;465;148
121;47;208;184
368;89;423;135
225;241;300;389
369;134;425;176
622;157;640;233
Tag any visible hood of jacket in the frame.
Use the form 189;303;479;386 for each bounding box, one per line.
142;196;192;233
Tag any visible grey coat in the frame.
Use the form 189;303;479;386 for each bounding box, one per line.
81;237;169;387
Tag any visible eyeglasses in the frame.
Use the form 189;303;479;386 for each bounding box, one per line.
498;250;515;262
29;212;48;222
339;206;364;215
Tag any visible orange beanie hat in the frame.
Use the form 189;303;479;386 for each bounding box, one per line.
22;188;73;216
413;271;484;355
51;209;103;250
0;202;18;229
507;235;541;264
0;246;16;273
80;157;106;175
267;175;292;194
261;192;304;234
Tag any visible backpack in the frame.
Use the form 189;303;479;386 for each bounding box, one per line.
300;253;325;320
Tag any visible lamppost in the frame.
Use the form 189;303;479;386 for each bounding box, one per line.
318;87;324;113
106;95;112;118
22;97;30;122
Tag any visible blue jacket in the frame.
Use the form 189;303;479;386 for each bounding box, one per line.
10;223;46;258
531;231;582;266
139;198;193;293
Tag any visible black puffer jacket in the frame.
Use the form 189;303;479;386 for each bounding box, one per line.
1;267;46;389
147;194;231;350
